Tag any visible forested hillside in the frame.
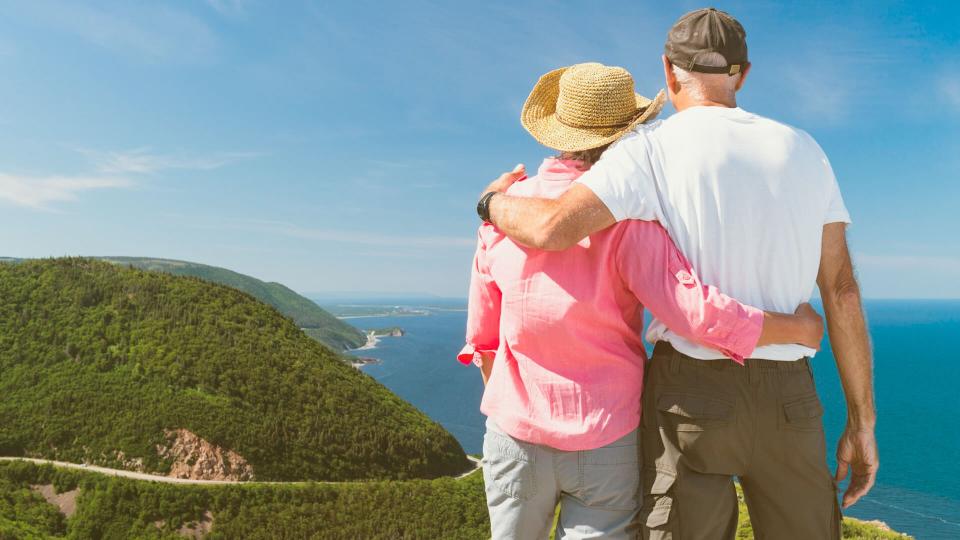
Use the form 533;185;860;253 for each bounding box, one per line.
0;461;490;539
0;258;469;481
0;462;910;540
100;257;366;350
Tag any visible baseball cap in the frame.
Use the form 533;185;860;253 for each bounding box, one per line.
664;7;748;76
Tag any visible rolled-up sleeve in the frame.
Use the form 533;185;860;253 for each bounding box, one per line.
458;227;502;366
615;221;764;363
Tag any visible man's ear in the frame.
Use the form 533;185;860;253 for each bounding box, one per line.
662;55;680;95
734;62;751;92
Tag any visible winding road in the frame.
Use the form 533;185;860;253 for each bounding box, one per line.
0;455;482;485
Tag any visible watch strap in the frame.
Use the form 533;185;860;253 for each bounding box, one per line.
477;191;497;223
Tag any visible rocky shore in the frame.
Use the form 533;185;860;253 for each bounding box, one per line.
348;328;404;368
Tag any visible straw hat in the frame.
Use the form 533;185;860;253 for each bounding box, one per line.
521;62;666;152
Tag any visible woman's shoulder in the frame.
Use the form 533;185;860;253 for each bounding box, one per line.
609;219;670;246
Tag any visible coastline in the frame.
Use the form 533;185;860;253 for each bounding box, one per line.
349;331;382;369
354;331;379;351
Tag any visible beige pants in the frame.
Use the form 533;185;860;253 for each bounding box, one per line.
640;343;841;540
482;418;641;540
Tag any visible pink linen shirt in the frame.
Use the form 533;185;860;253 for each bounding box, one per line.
459;158;764;451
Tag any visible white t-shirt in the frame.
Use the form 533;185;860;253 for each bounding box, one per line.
578;106;850;361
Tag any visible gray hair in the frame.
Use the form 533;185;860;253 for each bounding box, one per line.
671;52;741;102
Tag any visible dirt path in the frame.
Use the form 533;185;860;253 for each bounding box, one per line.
0;456;481;485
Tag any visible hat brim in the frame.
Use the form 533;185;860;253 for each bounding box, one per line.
520;66;666;153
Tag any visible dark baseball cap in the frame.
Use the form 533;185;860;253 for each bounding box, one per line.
665;7;748;76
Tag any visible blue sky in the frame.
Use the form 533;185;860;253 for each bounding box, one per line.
0;0;957;298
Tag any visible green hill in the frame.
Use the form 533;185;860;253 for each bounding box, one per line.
99;257;366;351
0;462;911;540
0;258;470;481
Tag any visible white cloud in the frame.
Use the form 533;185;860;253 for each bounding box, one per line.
20;1;218;63
81;147;260;174
0;146;258;210
0;174;132;210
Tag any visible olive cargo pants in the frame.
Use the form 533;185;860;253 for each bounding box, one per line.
640;343;841;540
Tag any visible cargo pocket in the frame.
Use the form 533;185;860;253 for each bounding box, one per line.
482;430;537;501
656;391;736;473
780;393;824;432
657;392;734;432
641;468;677;539
579;435;641;510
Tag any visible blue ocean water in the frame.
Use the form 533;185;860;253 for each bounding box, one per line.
343;299;960;539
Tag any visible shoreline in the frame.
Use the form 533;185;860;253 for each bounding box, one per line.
353;331;379;351
349;332;382;369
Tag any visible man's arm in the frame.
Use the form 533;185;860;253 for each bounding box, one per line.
817;222;878;508
481;133;659;248
482;167;615;250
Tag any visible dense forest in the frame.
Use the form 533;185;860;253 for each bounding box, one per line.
0;258;469;481
0;461;490;539
0;462;908;540
99;257;366;351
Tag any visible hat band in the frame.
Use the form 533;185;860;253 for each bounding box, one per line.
554;107;641;130
686;62;743;76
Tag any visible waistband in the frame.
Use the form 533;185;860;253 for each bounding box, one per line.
652;342;810;372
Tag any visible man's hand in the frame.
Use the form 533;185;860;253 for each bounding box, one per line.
479;167;615;250
794;302;824;350
481;164;526;197
835;425;879;508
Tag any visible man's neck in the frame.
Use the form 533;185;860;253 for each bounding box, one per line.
674;97;737;111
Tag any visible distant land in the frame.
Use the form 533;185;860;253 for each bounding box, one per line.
325;305;431;318
0;258;470;482
316;296;468;319
307;291;451;303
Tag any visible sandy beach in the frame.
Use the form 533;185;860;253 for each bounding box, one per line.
354;331;379;351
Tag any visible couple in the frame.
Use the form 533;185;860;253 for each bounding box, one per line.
459;8;877;540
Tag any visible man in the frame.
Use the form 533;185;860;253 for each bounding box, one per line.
475;8;877;540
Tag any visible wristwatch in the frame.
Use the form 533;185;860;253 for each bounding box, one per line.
477;191;497;223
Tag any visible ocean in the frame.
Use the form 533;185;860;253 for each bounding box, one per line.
339;299;960;539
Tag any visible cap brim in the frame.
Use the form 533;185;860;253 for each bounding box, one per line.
521;69;666;152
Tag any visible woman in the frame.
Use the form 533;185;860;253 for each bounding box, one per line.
459;63;822;539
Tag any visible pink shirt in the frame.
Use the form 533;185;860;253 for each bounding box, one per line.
459;158;764;451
